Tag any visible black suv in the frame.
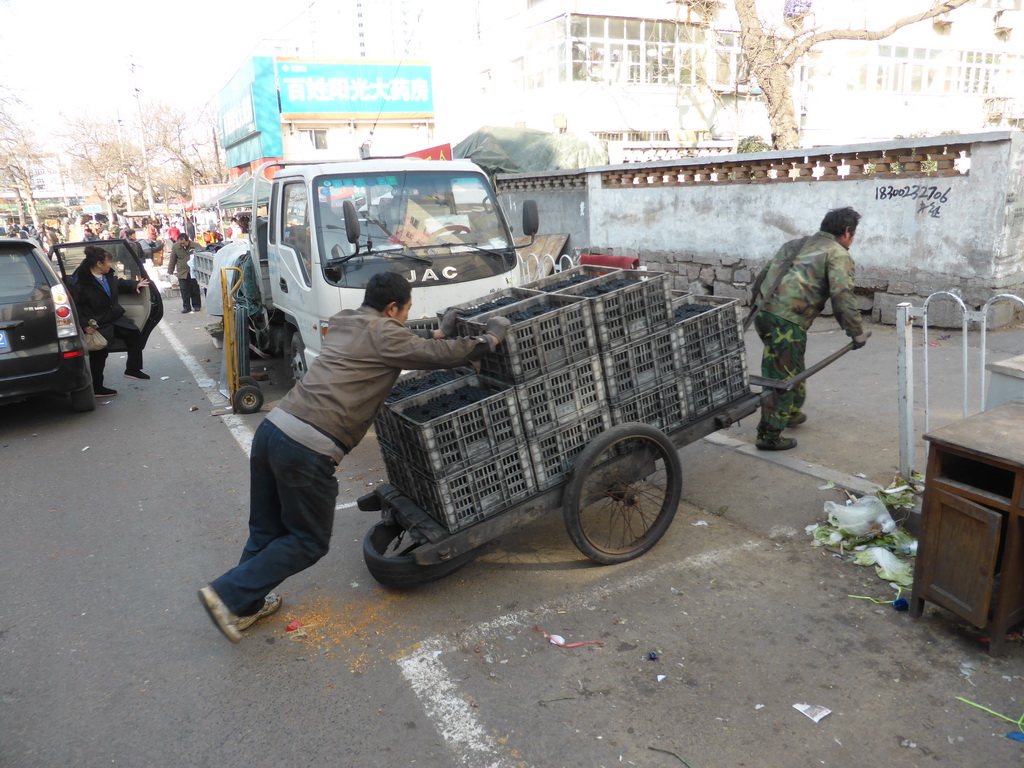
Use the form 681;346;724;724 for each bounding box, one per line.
0;238;95;412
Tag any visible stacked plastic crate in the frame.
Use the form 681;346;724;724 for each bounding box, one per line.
522;265;683;437
456;284;606;491
670;292;749;419
375;360;534;533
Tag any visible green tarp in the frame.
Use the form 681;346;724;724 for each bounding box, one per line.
207;172;272;210
453;126;609;176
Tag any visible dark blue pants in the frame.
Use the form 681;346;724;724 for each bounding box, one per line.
211;420;338;616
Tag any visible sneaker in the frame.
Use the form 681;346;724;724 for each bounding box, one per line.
236;592;283;631
197;586;242;643
94;386;118;397
756;436;798;451
786;411;807;427
124;370;150;381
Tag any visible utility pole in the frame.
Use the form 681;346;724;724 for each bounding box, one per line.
114;112;134;213
130;57;157;216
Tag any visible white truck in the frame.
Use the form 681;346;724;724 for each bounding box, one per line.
202;157;538;381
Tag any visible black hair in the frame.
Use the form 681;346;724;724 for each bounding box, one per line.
819;207;861;237
82;245;112;269
363;271;412;312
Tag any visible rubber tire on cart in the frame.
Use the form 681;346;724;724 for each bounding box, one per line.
286;331;308;382
362;520;482;589
232;384;264;414
563;422;683;565
238;375;259;388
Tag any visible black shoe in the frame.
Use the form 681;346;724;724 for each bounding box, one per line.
94;386;118;397
756;436;797;451
192;307;202;313
181;309;191;314
124;370;150;381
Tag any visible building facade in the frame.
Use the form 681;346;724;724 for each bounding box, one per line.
469;0;1024;158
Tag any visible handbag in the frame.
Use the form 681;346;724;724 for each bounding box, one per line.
85;320;108;352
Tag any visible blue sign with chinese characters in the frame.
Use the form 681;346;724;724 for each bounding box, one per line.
276;59;434;119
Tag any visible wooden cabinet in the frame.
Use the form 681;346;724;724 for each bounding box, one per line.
909;400;1024;656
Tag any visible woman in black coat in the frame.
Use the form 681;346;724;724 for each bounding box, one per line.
70;245;151;397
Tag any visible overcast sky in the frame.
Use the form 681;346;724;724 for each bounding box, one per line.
0;0;363;128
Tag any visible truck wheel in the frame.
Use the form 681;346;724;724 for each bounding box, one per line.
362;521;482;589
287;332;307;382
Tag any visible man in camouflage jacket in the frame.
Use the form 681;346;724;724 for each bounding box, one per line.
751;206;869;451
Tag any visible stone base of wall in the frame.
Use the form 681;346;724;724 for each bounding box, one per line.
590;248;1024;329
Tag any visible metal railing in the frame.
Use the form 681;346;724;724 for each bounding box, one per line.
896;292;1024;478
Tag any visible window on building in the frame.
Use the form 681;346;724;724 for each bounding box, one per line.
299;129;328;150
560;14;706;89
863;45;1018;96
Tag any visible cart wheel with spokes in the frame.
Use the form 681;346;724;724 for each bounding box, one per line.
362;521;483;589
563;423;682;564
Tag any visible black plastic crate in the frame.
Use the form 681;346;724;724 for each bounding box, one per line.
672;294;744;367
600;327;681;403
684;349;750;420
440;287;541;319
516;357;607;433
553;269;673;350
384;367;474;404
459;292;598;384
405;315;441;334
528;410;613;490
374;374;524;476
610;379;689;433
380;443;535;533
520;264;620;293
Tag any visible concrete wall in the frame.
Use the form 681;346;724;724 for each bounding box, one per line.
498;131;1024;327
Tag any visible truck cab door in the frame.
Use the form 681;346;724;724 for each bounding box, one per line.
270;181;321;356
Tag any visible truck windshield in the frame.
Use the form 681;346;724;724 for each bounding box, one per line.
314;170;517;289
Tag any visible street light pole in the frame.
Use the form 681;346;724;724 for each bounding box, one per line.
130;58;156;216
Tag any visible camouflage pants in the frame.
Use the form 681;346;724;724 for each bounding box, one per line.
754;312;807;440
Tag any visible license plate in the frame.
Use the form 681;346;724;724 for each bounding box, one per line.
0;329;8;352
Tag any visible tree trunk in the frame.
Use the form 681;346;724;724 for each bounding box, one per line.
735;0;801;150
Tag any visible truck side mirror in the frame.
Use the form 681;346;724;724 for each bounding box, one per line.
342;200;361;244
522;199;539;237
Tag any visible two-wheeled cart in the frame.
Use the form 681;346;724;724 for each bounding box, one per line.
357;267;856;588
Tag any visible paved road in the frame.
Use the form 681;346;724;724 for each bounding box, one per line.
1;307;1022;767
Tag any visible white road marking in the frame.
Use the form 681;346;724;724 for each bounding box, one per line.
398;540;761;768
160;323;255;456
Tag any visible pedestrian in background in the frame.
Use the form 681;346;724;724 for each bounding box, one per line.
167;232;201;314
749;206;869;451
198;272;511;642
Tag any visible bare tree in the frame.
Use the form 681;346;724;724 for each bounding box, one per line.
56;115;137;218
0;98;47;229
733;0;973;149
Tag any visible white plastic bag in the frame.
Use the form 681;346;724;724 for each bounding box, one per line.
824;496;895;537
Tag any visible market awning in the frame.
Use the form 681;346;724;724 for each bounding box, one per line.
206;173;272;209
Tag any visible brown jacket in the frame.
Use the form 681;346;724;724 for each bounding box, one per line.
279;305;483;452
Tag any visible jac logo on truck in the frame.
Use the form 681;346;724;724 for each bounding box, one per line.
408;266;458;284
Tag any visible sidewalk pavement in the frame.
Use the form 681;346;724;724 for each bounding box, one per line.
681;314;1024;541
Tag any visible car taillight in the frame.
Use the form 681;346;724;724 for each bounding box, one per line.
51;285;79;338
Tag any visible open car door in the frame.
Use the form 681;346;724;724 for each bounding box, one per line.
50;239;164;350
